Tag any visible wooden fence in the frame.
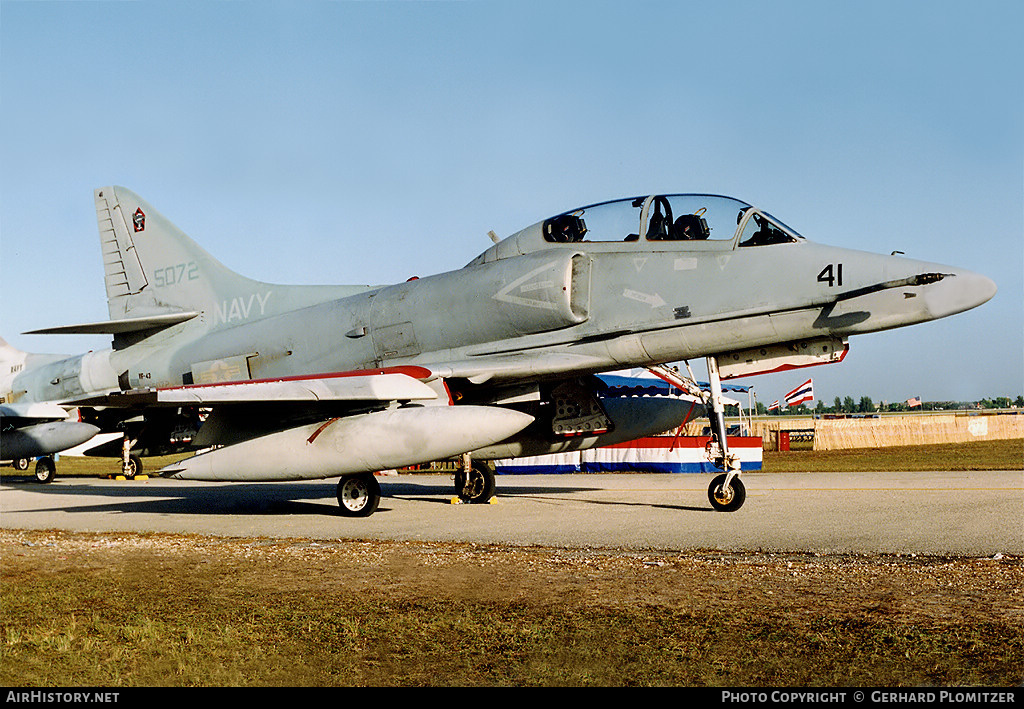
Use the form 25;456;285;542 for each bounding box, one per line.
681;412;1024;451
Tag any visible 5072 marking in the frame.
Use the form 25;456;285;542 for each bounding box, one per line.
154;262;198;287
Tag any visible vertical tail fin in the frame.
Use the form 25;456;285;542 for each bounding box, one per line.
0;337;26;381
93;187;374;347
0;337;70;403
95;186;260;321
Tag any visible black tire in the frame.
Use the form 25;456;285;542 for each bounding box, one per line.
124;454;142;480
336;474;381;517
34;457;56;484
13;458;30;471
708;473;746;512
455;461;496;504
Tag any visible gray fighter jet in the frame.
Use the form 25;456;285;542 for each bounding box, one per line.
1;188;995;515
1;337;100;482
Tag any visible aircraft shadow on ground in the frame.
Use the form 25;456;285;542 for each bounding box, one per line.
3;476;712;516
4;477;343;517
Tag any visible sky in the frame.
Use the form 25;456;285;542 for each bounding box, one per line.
1;0;1021;407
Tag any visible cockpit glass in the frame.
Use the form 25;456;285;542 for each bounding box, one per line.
761;212;803;238
542;194;754;243
654;195;751;242
737;210;802;247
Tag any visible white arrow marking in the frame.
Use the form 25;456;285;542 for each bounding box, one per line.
623;288;666;308
494;261;560;311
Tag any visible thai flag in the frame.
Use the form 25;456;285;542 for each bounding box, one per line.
785;378;814;407
768;400;781;411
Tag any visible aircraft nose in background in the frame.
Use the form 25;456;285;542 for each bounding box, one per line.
924;268;997;320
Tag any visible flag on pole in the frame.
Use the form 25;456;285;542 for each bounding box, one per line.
906;396;922;408
785;378;814;407
768;400;781;411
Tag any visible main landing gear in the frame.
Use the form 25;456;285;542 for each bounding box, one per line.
336;473;381;517
8;457;56;484
454;454;496;504
333;455;495;518
8;456;57;483
33;456;56;484
120;436;143;479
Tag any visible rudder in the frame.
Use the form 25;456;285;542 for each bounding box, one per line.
95;186;260;322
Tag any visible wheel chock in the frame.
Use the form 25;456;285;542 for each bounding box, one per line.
449;496;499;505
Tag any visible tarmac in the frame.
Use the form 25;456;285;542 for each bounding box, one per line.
1;469;1021;556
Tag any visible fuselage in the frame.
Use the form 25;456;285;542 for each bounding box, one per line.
4;193;996;406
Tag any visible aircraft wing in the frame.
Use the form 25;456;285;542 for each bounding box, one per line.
69;368;440;407
64;368;445;460
0;401;72;421
159;371;439;404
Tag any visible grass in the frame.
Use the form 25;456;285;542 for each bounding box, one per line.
762;438;1023;473
2;540;1021;687
2;453;190;479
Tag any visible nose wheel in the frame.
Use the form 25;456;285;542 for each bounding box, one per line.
708;473;746;512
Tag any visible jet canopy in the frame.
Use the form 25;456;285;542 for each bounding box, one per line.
542;194;802;247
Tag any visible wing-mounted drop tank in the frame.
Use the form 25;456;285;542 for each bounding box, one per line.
162;404;535;481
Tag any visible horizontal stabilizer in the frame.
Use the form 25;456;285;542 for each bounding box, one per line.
24;312;199;336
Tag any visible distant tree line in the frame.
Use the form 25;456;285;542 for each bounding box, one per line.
754;395;1024;416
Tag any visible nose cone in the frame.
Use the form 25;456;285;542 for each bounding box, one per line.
924;269;997;320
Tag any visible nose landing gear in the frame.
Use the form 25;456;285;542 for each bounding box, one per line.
703;355;746;511
653;357;747;512
708;472;746;512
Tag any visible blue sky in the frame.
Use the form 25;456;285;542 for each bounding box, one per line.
1;0;1021;405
